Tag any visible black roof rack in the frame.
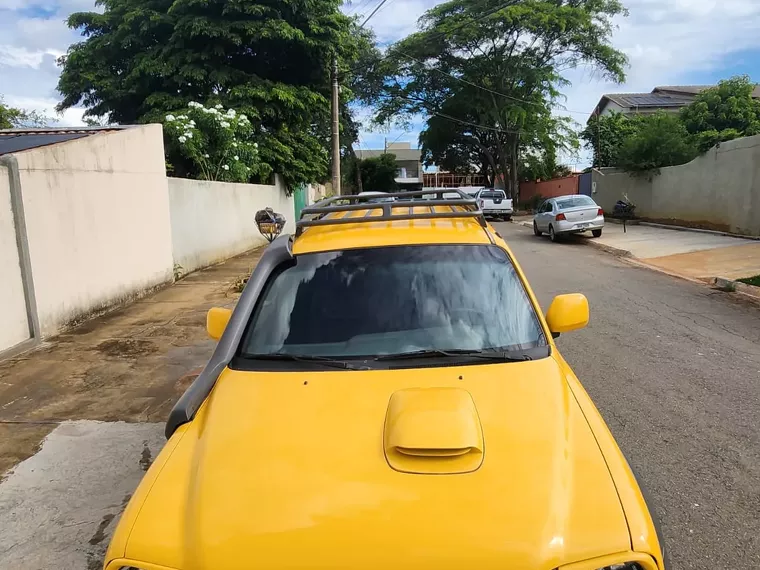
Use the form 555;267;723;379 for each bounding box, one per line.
295;188;487;237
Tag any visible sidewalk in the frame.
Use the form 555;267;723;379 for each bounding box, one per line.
513;216;760;292
0;247;263;476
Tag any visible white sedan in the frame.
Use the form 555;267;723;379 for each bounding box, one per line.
533;195;605;242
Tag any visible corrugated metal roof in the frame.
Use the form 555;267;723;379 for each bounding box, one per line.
654;85;760;98
0;126;131;156
0;133;90;155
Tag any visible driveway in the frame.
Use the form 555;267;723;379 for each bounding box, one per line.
494;220;760;569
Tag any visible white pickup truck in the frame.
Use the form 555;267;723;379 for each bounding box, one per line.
474;188;513;221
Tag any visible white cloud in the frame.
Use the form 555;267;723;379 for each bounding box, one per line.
2;0;760;155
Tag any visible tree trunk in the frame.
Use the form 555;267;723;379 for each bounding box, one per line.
510;134;520;203
347;143;363;195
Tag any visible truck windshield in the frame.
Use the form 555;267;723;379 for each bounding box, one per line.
239;245;546;359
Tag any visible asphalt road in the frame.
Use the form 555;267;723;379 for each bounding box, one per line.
493;221;760;570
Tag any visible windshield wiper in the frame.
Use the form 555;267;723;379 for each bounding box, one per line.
245;353;368;370
374;349;533;362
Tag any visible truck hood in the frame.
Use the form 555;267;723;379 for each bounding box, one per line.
126;357;630;570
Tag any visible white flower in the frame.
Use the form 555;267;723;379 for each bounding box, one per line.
188;120;196;126
215;104;223;109
178;135;187;143
253;143;258;148
204;153;210;158
165;114;175;121
184;131;193;139
222;164;230;171
220;121;230;128
188;101;198;108
232;142;238;147
234;155;239;160
177;115;187;120
208;108;219;115
226;109;236;117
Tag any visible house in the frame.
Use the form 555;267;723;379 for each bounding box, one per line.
590;84;760;119
355;142;423;190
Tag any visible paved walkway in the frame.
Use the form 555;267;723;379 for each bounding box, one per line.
0;247;263;476
514;216;760;284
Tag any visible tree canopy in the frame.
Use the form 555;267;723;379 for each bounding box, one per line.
347;153;398;193
581;75;760;173
0;96;53;129
56;0;372;189
372;0;628;197
680;75;760;152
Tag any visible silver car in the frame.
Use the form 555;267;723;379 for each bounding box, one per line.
533;195;605;242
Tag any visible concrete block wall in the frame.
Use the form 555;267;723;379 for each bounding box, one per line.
13;125;175;337
0;163;31;351
592;135;760;236
520;175;580;203
168;176;295;275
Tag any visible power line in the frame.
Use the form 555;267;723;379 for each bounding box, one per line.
350;0;592;116
360;0;394;28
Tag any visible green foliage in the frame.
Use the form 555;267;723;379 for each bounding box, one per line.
520;150;571;181
521;193;545;213
581;112;642;167
680;75;760;151
163;102;269;183
373;0;627;196
56;0;367;190
617;112;698;173
0;96;54;129
738;274;760;287
349;153;398;192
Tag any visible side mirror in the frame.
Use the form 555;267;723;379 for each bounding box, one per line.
207;307;232;340
545;294;589;338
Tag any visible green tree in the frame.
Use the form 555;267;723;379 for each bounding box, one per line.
373;0;627;197
0;96;54;129
347;153;398;192
580;112;642;167
617;112;697;173
163;102;269;182
56;0;368;190
680;75;760;152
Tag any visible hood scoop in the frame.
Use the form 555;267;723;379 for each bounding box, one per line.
384;388;484;474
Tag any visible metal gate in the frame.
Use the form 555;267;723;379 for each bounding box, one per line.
293;184;307;220
578;172;592;196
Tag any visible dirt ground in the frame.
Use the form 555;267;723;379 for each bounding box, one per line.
0;248;263;476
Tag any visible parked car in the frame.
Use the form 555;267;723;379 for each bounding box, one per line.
474;188;513;220
357;191;395;203
103;190;667;570
533;194;605;242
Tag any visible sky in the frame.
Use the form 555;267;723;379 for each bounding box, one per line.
2;0;760;167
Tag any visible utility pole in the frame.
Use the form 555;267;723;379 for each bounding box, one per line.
331;56;341;196
384;137;387;154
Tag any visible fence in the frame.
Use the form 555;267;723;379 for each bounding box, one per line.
520;175;580;204
169;176;295;275
0;125;294;357
591;134;760;236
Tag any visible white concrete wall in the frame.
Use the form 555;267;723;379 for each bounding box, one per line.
168;176;294;274
593;135;760;236
14;125;175;336
0;164;30;351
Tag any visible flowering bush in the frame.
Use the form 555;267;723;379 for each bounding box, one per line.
163;102;270;182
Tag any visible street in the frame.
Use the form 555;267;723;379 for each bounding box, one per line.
492;221;760;569
2;222;760;569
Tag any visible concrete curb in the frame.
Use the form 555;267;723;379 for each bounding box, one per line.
516;220;634;258
513;219;760;302
709;277;760;300
638;221;760;241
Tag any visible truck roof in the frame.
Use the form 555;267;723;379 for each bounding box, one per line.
292;194;495;255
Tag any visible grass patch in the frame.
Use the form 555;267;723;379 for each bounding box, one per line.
738;274;760;287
